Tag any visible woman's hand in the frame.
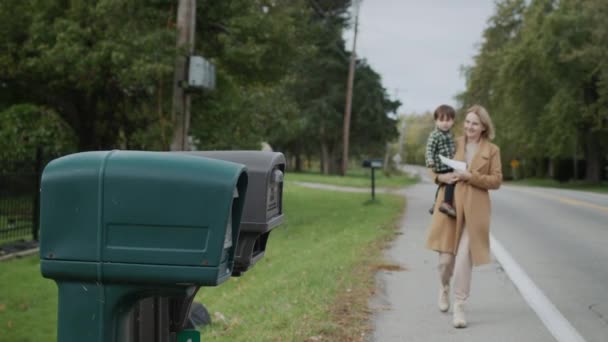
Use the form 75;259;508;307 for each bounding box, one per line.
454;169;472;181
437;173;459;184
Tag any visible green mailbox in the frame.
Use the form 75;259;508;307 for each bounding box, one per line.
39;150;248;342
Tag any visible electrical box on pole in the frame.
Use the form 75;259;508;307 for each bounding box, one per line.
187;56;216;90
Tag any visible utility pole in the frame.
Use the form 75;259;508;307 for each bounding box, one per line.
395;89;406;165
341;0;361;176
170;0;196;151
397;116;406;163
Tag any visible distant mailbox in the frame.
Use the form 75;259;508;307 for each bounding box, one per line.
361;158;383;200
362;159;383;168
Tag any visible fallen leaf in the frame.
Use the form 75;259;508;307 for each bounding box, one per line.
373;263;407;272
214;311;227;323
7;320;13;328
0;303;5;311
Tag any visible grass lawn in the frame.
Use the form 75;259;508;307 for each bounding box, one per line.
0;184;405;341
507;178;608;194
0;255;57;341
287;167;418;189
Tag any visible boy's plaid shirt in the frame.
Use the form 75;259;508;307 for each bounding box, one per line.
425;128;455;172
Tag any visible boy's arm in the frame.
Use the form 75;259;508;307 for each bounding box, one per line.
428;168;440;184
425;133;437;169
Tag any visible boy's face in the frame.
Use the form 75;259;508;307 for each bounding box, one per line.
435;116;454;132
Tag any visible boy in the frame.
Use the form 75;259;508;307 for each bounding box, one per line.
426;104;456;218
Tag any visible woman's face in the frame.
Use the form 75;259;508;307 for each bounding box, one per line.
464;112;484;142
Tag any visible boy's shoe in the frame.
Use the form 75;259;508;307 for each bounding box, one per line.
439;202;456;218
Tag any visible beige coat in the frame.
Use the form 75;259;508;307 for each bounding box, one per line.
425;136;502;266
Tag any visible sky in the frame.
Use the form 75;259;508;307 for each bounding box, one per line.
344;1;497;115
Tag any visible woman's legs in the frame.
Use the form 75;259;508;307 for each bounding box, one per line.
437;252;454;312
438;252;454;287
452;227;472;328
453;227;472;302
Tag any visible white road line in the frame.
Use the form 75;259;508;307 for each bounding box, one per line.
490;234;587;342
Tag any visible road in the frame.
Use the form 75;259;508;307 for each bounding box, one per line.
371;165;608;342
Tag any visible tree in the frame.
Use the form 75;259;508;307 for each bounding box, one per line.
458;0;529;175
540;0;608;181
0;104;77;161
401;112;435;166
349;61;400;157
460;0;608;182
0;0;177;150
1;0;400;168
191;0;316;152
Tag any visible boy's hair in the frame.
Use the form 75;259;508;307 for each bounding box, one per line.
433;104;456;121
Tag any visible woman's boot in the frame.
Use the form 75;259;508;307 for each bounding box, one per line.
438;285;450;312
452;300;467;328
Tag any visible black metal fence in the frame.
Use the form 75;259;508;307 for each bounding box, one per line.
0;149;44;246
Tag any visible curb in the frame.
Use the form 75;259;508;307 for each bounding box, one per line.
0;247;39;262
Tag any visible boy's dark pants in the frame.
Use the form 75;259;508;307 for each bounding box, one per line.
434;169;454;205
442;183;454;205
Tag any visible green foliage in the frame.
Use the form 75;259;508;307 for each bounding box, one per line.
1;0;177;150
1;0;399;174
0;104;77;160
350;61;400;156
191;0;319;150
459;0;608;182
270;25;399;173
401;112;435;166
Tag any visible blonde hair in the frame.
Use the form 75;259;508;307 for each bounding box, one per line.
466;105;495;140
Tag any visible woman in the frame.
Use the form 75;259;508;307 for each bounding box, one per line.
426;105;502;328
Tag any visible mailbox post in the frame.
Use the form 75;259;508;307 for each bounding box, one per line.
362;159;383;200
39;151;248;342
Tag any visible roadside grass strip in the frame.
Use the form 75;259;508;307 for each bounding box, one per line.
0;183;405;342
198;184;404;341
0;256;57;342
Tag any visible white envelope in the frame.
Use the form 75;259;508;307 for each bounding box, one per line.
439;155;467;171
